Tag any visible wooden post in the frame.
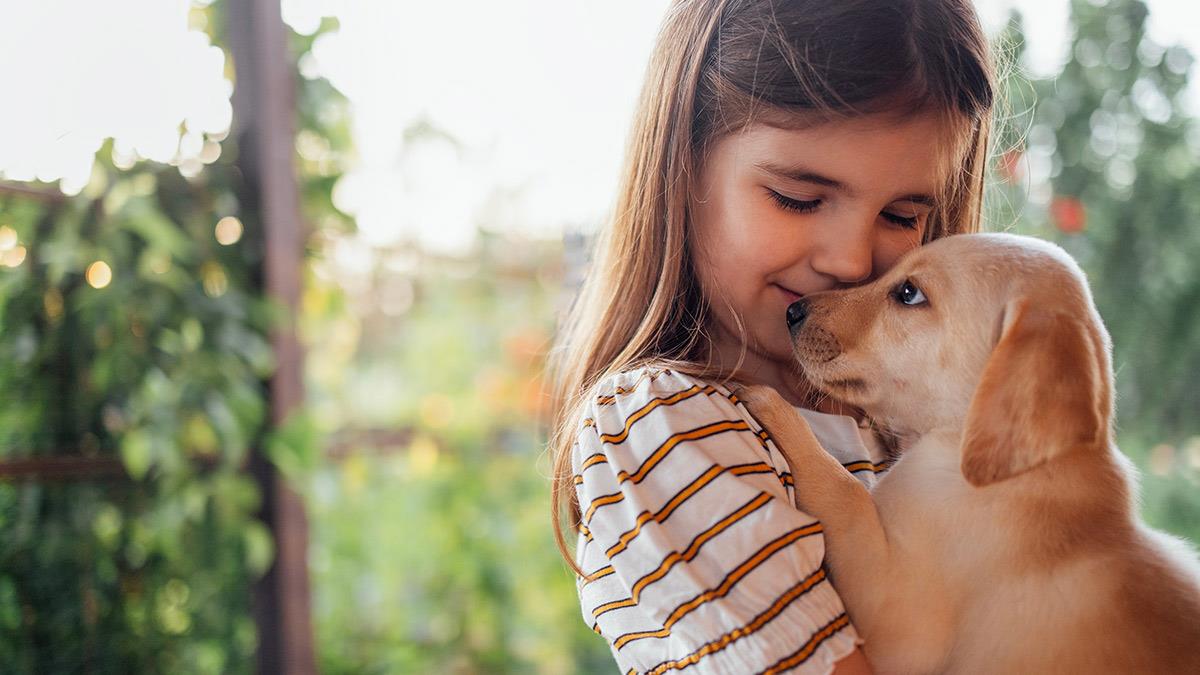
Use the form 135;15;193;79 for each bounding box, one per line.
225;0;316;673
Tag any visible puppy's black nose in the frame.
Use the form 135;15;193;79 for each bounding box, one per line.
786;300;809;330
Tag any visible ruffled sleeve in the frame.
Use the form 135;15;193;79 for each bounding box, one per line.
571;367;862;674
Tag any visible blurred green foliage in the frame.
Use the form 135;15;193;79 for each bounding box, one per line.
302;236;613;673
989;0;1200;544
0;2;352;672
0;135;270;672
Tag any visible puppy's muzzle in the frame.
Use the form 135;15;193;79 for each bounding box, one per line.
787;299;841;363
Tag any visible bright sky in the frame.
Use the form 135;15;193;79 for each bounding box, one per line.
0;0;1196;254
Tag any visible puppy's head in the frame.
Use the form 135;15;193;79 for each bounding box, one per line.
788;232;1113;486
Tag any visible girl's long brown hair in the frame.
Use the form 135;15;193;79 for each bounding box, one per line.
548;0;996;577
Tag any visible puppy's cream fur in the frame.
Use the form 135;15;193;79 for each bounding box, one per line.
739;233;1200;674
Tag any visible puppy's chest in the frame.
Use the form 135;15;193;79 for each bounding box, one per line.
872;450;996;564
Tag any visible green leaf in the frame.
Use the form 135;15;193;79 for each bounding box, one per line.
265;407;320;482
120;196;193;260
243;521;275;577
120;429;154;480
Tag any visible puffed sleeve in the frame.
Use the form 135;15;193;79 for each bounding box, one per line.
571;367;862;674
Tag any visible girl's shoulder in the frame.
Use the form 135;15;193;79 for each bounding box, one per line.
580;363;758;443
593;362;714;389
584;364;887;487
586;363;739;414
574;362;789;499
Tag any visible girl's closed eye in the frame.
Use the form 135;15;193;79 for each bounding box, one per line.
882;211;919;229
769;188;925;231
766;188;821;214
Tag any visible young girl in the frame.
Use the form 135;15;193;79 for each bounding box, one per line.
549;1;994;672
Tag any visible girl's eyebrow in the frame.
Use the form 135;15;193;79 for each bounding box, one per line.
755;161;846;191
754;160;936;207
893;194;937;207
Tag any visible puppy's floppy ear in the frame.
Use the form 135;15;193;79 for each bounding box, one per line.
961;298;1106;487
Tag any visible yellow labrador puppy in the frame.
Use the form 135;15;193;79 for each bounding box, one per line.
738;233;1200;674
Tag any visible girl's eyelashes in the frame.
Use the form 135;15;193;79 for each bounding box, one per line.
766;188;821;214
882;211;920;229
767;187;924;230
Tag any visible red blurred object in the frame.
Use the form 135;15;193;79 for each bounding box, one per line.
1051;196;1087;234
998;148;1025;183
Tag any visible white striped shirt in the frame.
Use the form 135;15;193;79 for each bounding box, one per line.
571;366;890;674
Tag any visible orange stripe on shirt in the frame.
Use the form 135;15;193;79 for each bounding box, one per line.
603;462;774;559
597;385;715;445
583;491;626;524
589;492;777;614
581;417;762;524
615;419;753;485
612;551;828;650
762;613;853;674
842;459;890;474
583;565;615;583
580;453;609;472
641;581;845;674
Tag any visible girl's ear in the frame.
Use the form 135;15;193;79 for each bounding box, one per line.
960;298;1106;487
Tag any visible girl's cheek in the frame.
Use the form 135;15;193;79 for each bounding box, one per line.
882;238;920;272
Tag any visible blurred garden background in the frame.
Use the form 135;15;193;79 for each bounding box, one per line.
0;0;1197;673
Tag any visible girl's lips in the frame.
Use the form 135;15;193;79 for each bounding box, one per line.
773;283;803;304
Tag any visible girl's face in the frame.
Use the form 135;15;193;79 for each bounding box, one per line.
690;112;953;385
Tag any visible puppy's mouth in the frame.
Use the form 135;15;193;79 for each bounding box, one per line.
790;323;840;364
820;377;868;393
801;366;871;405
788;306;876;409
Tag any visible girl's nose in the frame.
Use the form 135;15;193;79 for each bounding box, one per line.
810;220;874;284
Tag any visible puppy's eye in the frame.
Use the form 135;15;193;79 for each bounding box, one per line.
894;280;927;306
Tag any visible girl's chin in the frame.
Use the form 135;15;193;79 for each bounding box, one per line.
753;331;802;369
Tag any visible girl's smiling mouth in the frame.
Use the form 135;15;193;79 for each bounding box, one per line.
773;283;804;303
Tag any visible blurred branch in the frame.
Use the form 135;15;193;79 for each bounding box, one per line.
0;456;125;480
0;428;418;481
0;454;228;481
325;427;415;461
0;180;66;203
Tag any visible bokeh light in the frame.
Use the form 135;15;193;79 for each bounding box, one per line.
0;226;17;250
86;261;113;288
201;261;228;297
215;216;243;245
2;245;27;268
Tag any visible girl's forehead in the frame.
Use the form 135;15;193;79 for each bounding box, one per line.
716;112;961;198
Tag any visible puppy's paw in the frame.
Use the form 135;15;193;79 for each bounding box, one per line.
733;385;795;433
733;384;787;408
